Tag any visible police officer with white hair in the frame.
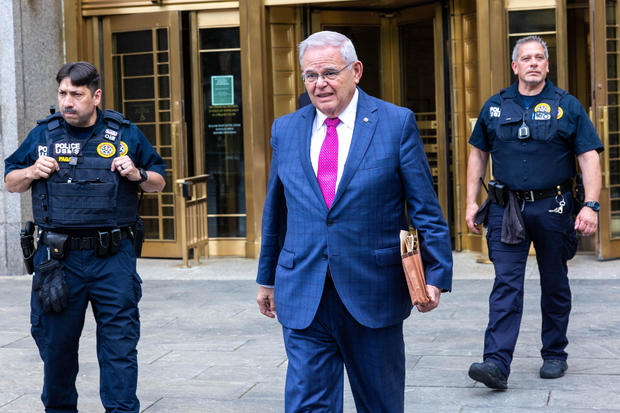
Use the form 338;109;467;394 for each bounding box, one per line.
465;36;603;389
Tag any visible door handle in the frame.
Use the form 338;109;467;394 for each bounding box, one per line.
599;106;609;189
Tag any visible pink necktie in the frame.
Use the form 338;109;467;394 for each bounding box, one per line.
317;117;340;209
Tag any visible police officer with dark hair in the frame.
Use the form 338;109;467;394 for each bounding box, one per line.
4;61;165;412
465;36;603;390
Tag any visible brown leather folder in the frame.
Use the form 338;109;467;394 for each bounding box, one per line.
400;229;430;306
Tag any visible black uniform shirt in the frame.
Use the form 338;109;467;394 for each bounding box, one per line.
469;81;603;190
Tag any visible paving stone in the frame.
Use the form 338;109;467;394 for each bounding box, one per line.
0;252;618;412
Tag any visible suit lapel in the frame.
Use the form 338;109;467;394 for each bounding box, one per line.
331;90;378;209
298;105;328;211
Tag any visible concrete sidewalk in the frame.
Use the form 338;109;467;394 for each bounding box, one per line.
1;251;619;412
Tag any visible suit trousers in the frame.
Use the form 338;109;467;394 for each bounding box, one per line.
484;192;577;377
30;238;142;413
282;274;405;413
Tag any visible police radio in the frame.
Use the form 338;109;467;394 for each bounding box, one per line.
518;121;530;140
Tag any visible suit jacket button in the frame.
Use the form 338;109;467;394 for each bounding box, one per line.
322;254;328;260
326;220;334;226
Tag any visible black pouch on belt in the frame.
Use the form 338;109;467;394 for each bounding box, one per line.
44;232;69;260
96;231;110;257
35;259;69;313
488;180;508;207
109;228;121;255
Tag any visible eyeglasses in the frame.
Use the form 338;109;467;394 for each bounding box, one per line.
302;63;352;84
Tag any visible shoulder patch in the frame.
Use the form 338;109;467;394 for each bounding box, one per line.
119;141;128;156
534;103;551;113
557;107;564;119
97;142;116;158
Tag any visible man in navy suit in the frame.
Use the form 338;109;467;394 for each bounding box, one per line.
256;31;453;412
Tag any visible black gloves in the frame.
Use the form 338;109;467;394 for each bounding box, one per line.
34;259;69;313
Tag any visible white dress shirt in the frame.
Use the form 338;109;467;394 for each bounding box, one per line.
310;89;359;192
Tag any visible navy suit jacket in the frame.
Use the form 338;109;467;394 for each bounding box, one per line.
257;89;453;330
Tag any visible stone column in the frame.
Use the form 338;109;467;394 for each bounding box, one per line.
0;0;63;275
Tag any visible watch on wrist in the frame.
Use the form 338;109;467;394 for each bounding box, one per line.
138;168;148;184
584;201;600;212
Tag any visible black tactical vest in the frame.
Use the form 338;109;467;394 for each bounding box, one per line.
492;84;575;190
31;110;140;229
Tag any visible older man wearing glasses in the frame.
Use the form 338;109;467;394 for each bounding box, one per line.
255;31;453;412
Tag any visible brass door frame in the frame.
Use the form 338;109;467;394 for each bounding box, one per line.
102;11;185;258
591;0;620;259
312;4;450;220
392;4;449;217
191;10;248;257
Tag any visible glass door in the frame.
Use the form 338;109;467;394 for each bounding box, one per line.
190;11;247;256
102;11;185;258
313;5;450;225
592;0;620;258
392;5;449;219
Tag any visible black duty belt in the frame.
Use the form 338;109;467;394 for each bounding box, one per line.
513;180;573;202
40;228;132;250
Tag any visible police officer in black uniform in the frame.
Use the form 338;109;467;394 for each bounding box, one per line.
4;62;165;412
465;36;603;389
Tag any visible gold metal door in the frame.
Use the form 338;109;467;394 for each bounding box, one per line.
102;11;185;258
592;0;620;258
313;4;450;221
189;10;248;256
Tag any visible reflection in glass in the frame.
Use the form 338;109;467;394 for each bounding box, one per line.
123;54;154;76
141;195;159;216
509;9;555;33
608;54;618;78
400;21;435;113
144;218;159;240
124;78;155;100
140;124;156;146
200;27;240;50
163;219;175;240
113;30;152;53
159;76;170;98
157;28;168;51
159;123;171;144
125;101;156;123
200;28;245;237
158;64;169;75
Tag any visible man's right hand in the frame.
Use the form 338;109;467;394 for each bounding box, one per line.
465;202;481;234
5;156;60;193
256;286;277;318
28;156;59;180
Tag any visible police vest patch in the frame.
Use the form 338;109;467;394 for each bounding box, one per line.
54;142;81;156
119;141;128;156
534;112;551;120
97;142;116;158
534;102;551;113
534;102;552;121
37;145;48;158
557;107;564;119
489;106;501;118
104;128;118;141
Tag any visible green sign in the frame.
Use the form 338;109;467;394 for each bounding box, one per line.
211;75;234;106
